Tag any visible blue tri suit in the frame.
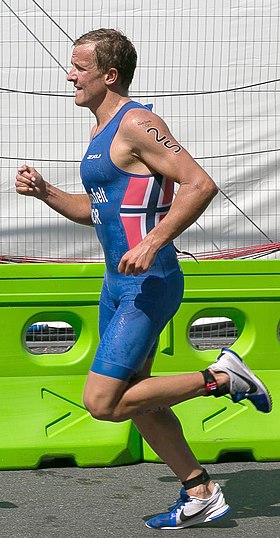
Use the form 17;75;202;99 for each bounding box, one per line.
80;101;184;381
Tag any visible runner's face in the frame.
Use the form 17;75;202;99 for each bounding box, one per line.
67;44;106;109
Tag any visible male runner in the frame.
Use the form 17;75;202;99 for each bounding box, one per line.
16;29;272;530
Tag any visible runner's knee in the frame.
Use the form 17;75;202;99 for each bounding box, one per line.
83;384;127;422
83;393;117;421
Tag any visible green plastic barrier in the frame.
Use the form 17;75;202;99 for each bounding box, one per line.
0;264;140;469
0;260;279;468
145;259;280;463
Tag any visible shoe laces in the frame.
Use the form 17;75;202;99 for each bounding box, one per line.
168;487;190;510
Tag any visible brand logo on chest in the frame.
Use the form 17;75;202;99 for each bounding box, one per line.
87;154;102;159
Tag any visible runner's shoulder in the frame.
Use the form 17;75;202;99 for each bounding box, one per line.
120;107;169;141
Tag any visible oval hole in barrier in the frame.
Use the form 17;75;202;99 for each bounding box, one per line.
188;316;238;350
25;321;76;354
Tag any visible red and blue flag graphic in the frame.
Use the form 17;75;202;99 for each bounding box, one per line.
120;175;174;249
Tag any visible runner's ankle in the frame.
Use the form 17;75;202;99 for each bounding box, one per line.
185;481;215;499
209;369;230;389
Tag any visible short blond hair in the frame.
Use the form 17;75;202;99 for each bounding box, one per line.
74;28;137;89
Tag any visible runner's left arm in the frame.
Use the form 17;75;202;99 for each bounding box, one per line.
118;109;218;276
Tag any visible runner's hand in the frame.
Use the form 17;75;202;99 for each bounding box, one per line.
16;164;47;199
118;242;157;276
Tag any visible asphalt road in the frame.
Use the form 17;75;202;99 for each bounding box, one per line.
0;461;279;538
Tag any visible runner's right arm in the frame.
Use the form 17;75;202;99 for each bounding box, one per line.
16;164;92;226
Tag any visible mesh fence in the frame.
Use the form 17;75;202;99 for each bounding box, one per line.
1;0;280;261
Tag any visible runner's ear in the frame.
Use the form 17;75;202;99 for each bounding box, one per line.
104;68;119;86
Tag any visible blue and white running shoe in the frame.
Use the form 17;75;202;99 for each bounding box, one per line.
209;347;272;413
145;483;230;529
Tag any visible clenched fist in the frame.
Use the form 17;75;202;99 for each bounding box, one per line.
16;165;47;199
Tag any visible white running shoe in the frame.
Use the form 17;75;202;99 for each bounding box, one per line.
145;483;230;529
209;347;272;413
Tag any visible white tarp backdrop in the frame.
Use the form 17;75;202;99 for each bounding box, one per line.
1;0;280;260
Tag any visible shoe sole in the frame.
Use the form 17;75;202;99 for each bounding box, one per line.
145;504;231;530
219;348;272;413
